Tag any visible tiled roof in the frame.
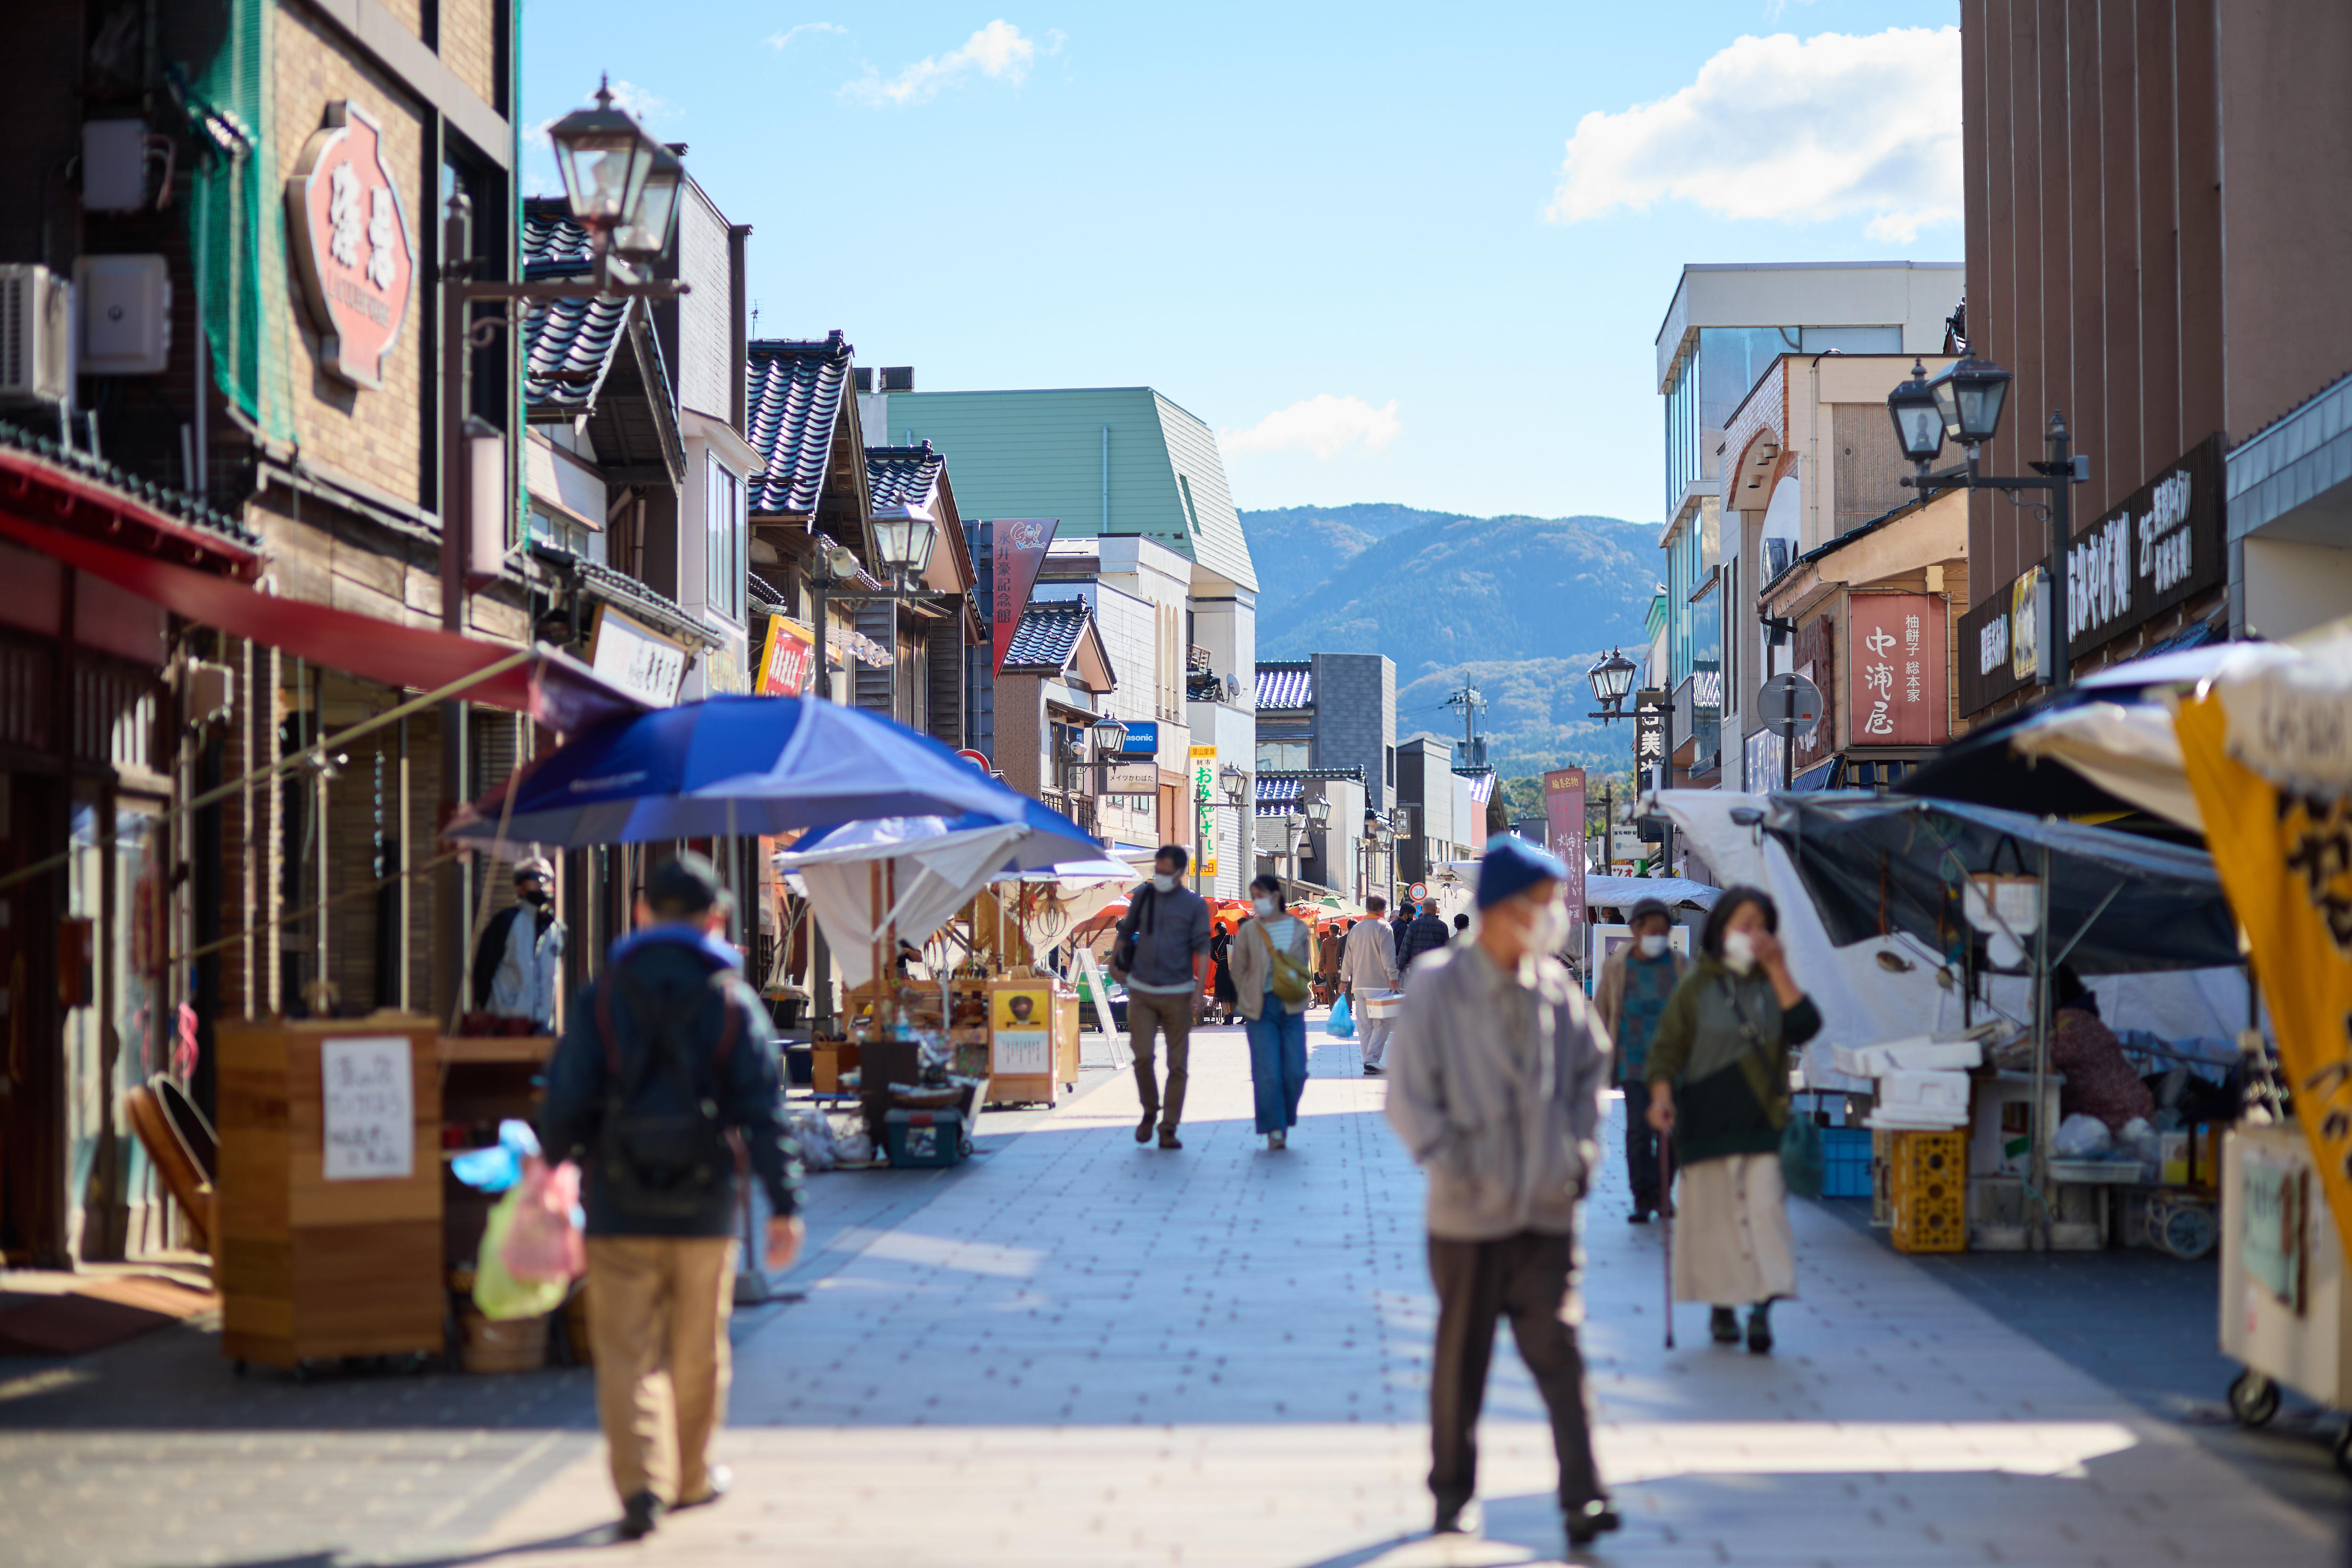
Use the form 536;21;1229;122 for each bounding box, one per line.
522;201;596;276
1256;662;1313;709
1000;599;1093;672
522;294;629;415
865;442;944;509
531;544;721;649
1257;776;1304;804
1454;767;1497;805
0;418;257;547
746;333;853;515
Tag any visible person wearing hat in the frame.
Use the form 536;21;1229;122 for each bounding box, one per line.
1384;836;1618;1548
470;855;565;1032
1593;896;1690;1223
536;852;805;1541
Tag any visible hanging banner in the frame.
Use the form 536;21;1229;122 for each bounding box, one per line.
2175;635;2352;1270
1542;767;1587;933
990;518;1060;674
1847;593;1948;747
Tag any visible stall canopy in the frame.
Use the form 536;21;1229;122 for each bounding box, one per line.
1767;794;2237;973
446;693;1045;847
1585;873;1720;912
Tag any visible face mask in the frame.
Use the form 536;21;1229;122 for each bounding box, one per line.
1721;930;1758;975
1528;901;1571;956
520;886;550;908
1151;873;1177;894
1252;896;1278;918
1637;933;1668;959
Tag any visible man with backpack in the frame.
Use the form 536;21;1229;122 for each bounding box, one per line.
538;852;805;1542
1110;844;1212;1151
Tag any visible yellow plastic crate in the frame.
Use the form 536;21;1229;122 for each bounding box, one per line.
1888;1129;1967;1254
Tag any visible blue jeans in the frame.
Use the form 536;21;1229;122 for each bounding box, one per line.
1245;994;1309;1134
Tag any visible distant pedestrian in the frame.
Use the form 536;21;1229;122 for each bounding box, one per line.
1644;886;1820;1354
1397;899;1450;975
1111;845;1213;1151
2051;965;2157;1133
1451;912;1471;942
536;853;804;1542
470;856;564;1031
1385;837;1617;1547
1231;874;1313;1150
1593;898;1689;1223
1317;918;1345;993
1342;893;1398;1076
1392;901;1415;965
1208;918;1238;1024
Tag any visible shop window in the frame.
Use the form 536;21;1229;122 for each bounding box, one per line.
706;452;744;622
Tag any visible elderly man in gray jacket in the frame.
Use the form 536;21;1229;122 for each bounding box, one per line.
1384;836;1618;1549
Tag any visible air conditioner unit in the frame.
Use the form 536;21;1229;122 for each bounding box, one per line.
0;265;74;406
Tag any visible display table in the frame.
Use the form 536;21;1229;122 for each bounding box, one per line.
2221;1124;2352;1465
217;1015;443;1371
985;975;1079;1106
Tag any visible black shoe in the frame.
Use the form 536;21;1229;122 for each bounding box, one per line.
1747;1303;1775;1354
1159;1129;1183;1151
1710;1307;1741;1344
1628;1207;1652;1224
1362;1064;1385;1077
1432;1499;1482;1536
673;1465;731;1511
617;1491;663;1541
1565;1498;1621;1546
1136;1114;1155;1144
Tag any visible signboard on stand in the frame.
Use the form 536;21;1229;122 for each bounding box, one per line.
320;1036;414;1180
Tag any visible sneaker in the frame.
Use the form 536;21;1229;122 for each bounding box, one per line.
1565;1498;1621;1546
617;1491;663;1541
1136;1114;1155;1144
1747;1303;1774;1355
1432;1499;1482;1536
1361;1064;1385;1077
1268;1129;1287;1150
1628;1207;1652;1224
1710;1307;1741;1344
1159;1129;1183;1151
673;1465;731;1511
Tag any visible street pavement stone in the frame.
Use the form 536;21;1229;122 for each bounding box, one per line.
0;1019;2336;1566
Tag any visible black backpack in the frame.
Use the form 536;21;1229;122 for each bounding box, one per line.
592;964;744;1220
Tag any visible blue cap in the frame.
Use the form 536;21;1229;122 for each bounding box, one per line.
1477;835;1570;910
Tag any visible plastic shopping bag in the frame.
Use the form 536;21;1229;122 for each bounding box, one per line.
501;1156;585;1284
1326;992;1355;1038
474;1170;575;1322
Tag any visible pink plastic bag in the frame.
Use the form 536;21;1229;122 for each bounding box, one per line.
499;1156;585;1284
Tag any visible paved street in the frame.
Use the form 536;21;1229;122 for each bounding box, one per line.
3;1019;2340;1567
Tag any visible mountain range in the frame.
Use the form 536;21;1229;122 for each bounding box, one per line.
1238;504;1662;778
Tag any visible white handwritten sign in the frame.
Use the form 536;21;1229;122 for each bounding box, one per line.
321;1036;414;1180
993;1029;1051;1076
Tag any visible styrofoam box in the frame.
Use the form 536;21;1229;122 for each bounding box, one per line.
1881;1069;1972;1117
1833;1035;1985;1078
1359;990;1406;1019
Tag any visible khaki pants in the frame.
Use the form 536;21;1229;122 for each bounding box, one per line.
585;1235;737;1506
1126;989;1193;1131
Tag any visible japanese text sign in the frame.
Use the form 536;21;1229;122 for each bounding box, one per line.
1847;594;1947;748
1543;768;1587;933
286;102;415;390
321;1036;414;1180
757;615;816;698
989;519;1059;674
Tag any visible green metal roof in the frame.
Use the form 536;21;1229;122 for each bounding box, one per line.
880;386;1257;592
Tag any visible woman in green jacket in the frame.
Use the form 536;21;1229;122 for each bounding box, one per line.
1644;886;1820;1354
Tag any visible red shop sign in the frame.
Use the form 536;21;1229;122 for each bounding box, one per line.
1847;593;1947;748
286;101;416;390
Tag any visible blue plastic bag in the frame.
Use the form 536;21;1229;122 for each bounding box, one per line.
1326;992;1355;1038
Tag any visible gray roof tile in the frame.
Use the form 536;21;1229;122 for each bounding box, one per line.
746;333;853;515
1257;663;1313;709
866;442;944;510
1000;599;1093;672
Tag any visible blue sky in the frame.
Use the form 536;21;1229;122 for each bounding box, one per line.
522;1;1961;527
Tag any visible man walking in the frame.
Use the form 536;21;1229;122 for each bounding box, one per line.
1341;893;1398;1076
1112;844;1212;1150
1593;897;1689;1223
1385;837;1618;1548
538;853;805;1542
470;856;564;1031
1397;898;1452;976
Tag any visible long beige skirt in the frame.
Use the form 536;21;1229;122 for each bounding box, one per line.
1671;1151;1797;1306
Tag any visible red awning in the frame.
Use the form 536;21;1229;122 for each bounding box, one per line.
0;510;645;733
0;443;262;580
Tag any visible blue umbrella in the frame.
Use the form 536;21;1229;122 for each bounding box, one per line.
445;693;1038;847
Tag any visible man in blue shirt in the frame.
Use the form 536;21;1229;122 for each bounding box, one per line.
1591;898;1689;1223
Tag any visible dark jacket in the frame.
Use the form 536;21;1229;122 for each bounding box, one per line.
538;926;802;1237
1397;913;1452;975
1113;881;1212;992
470;901;554;1011
1644;957;1822;1165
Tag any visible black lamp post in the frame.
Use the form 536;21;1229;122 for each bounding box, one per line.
1584;648;1638;719
1891;355;2081;694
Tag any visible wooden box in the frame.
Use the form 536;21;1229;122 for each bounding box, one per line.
985;977;1080;1107
216;1016;444;1369
813;1040;861;1094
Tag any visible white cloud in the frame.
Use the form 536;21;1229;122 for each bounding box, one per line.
841;20;1044;108
767;21;845;50
605;80;679;127
1222;395;1402;461
1545;26;1961;244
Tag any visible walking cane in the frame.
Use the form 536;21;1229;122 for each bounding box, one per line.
1659;1137;1675;1350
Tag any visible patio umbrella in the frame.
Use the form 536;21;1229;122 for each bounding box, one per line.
446;693;1036;848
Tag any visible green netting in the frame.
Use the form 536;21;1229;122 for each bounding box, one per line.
185;0;292;445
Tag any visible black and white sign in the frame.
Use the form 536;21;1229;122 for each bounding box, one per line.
1756;672;1823;738
322;1036;413;1180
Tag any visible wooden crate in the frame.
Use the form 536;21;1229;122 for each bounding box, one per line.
216;1016;444;1369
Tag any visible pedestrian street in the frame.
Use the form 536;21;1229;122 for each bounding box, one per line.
469;1021;2336;1568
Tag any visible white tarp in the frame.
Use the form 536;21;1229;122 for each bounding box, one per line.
779;818;1028;990
2007;701;2202;830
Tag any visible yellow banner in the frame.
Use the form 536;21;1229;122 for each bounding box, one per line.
2176;691;2352;1265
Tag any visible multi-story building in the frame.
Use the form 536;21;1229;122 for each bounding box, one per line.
1394;733;1476;887
1252;654;1398;815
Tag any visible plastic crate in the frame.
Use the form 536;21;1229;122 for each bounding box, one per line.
883;1108;967;1168
1888;1129;1967;1253
1820;1127;1872;1199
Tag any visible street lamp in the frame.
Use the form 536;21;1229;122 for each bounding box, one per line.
611;144;685;265
1931;355;2012;447
1220;762;1246;802
1887;359;1947;466
1585;647;1638;717
1305;795;1332;830
1090;716;1129;757
869;502;940;588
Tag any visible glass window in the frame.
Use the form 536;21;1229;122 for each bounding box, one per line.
707;452;743;621
1698;326;1798;433
1799;325;1902;354
1257;741;1309;772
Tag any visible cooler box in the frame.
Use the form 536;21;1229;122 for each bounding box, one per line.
1359;989;1405;1021
884;1108;967;1168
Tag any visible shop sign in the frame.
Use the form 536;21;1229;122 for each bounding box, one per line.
321;1036;414;1181
1103;761;1156;793
587;604;690;707
1189;743;1217;802
989;518;1059;674
1634;699;1667;787
1744;726;1781;794
1541;768;1587;932
756;614;816;697
1113;719;1159;758
1847;594;1947;747
991;987;1052;1076
286;102;415;390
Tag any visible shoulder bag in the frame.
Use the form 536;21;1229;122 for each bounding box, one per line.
1111;886;1156;978
1718;976;1824;1199
1256;921;1313;1007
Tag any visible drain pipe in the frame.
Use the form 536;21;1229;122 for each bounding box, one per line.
1101;423;1110;531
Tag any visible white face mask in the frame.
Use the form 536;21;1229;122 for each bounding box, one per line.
1151;873;1177;894
1637;933;1669;959
1528;901;1571;957
1252;895;1278;918
1721;930;1758;975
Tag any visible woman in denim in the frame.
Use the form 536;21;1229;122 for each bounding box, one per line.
1229;874;1313;1150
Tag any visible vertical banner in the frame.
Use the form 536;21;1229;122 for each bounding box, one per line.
990;518;1060;674
2175;645;2352;1270
756;614;816;697
1847;593;1949;747
1543;767;1587;936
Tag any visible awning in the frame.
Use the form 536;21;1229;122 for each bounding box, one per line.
0;509;643;733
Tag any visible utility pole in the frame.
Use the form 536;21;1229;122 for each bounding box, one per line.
1444;683;1487;769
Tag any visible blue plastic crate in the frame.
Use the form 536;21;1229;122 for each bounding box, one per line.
1819;1127;1872;1199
